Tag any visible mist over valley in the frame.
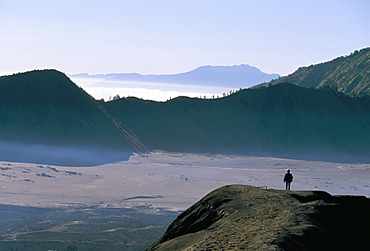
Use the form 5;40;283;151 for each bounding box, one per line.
1;0;369;248
69;64;279;101
2;50;370;165
1;48;370;250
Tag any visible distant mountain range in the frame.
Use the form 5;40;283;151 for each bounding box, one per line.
70;64;280;88
263;47;370;96
1;48;370;165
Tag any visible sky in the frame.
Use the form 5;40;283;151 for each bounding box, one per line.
0;0;369;77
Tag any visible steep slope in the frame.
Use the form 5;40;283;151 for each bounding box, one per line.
105;83;370;162
147;185;370;251
0;70;144;165
2;70;370;165
268;47;370;96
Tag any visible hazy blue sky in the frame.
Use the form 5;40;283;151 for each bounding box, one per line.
0;0;369;76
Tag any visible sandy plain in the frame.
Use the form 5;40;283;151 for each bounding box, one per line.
1;150;369;212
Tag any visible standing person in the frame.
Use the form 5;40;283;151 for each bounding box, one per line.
283;170;293;190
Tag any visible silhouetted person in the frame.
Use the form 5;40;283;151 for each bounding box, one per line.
283;170;293;190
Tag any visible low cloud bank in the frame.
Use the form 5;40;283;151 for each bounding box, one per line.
0;141;132;166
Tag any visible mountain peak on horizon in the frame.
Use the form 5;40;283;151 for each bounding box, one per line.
193;63;254;69
70;64;280;89
169;64;279;87
203;63;255;68
70;64;277;78
191;64;270;74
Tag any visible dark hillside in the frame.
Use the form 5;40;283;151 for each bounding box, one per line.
105;83;370;162
1;69;369;165
147;185;370;250
267;47;370;96
0;70;142;165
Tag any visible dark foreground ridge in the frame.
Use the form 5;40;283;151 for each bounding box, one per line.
147;185;370;250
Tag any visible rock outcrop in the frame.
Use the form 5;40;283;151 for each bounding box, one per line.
147;185;370;250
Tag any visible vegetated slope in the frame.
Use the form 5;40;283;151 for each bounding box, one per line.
267;47;370;96
147;185;370;251
0;70;143;165
105;83;370;162
2;70;370;164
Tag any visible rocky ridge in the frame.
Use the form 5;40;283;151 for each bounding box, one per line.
147;185;370;250
267;47;370;96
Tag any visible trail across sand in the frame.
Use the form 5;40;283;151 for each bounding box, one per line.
1;151;369;211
